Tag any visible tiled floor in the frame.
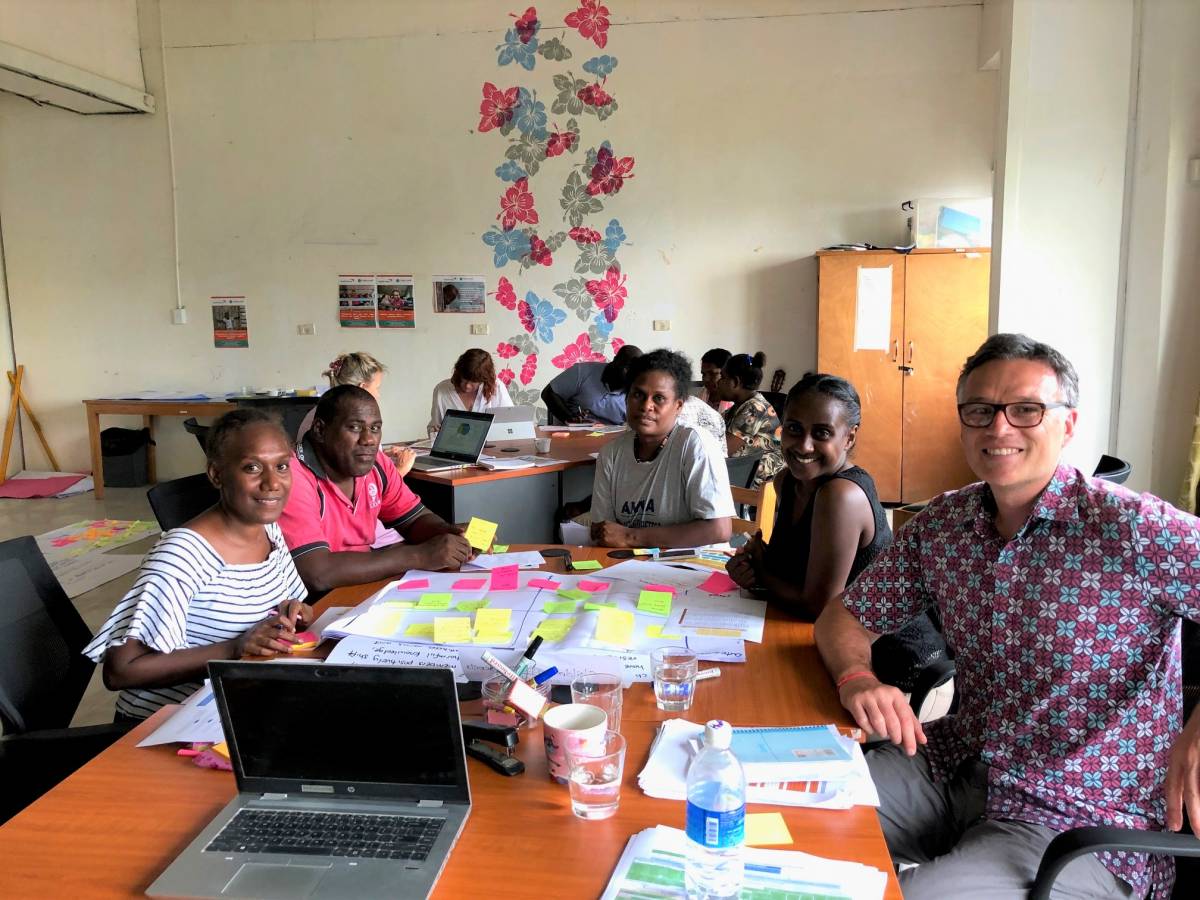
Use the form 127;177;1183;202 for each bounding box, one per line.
0;486;160;729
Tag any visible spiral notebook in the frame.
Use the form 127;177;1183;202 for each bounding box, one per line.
730;724;855;783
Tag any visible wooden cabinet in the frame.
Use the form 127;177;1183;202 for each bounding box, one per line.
816;249;990;503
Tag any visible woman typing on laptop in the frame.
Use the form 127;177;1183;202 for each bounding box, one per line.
83;410;311;721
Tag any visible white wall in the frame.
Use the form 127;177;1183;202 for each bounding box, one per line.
0;0;144;89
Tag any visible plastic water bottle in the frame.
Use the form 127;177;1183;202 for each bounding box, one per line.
684;720;745;899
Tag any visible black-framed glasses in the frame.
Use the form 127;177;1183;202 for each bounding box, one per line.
957;401;1073;428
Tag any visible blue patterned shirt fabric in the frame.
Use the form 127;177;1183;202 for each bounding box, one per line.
844;465;1200;896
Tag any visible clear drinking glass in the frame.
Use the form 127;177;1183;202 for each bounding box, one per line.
565;730;626;820
652;647;698;712
481;673;551;729
570;673;623;733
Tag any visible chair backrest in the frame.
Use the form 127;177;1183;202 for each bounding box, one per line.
182;417;209;452
146;473;220;531
731;479;777;543
725;450;763;490
761;391;788;419
0;536;96;734
1092;454;1132;485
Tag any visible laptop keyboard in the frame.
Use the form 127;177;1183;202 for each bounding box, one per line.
204;809;445;861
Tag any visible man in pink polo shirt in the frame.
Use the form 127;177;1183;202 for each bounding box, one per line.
279;385;471;592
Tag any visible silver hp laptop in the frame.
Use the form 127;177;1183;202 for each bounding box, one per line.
411;410;493;472
148;662;471;900
486;405;537;441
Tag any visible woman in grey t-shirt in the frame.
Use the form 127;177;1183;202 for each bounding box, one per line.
590;349;735;549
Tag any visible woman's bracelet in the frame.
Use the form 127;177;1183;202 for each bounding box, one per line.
835;670;877;690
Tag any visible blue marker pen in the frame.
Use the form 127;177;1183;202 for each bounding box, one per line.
533;666;558;686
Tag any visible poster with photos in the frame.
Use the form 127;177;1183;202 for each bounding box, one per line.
376;275;415;329
338;275;377;328
211;296;248;348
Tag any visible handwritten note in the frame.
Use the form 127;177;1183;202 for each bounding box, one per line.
528;577;562;590
490;564;519;591
637;590;673;617
577;579;610;592
699;571;740;594
417;593;453;610
533;618;575;642
464;517;499;551
452;577;488;590
474;607;512;633
433;617;473;644
571;559;602;570
542;600;578;614
455;599;490;613
394;579;430;591
325;636;466;682
595;607;634;646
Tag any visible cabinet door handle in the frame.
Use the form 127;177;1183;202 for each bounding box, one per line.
890;339;899;362
907;340;915;364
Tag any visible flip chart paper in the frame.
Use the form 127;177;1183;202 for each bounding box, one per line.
596;608;635;645
452;577;487;590
490;565;519;590
699;571;740;594
433;617;473;644
394;579;430;591
474;608;512;632
572;559;602;570
417;593;453;610
637;590;673;617
464;517;499;551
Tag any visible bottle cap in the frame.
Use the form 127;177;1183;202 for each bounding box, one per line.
704;719;731;750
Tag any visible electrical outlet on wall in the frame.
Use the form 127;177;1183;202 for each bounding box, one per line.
171;307;188;325
470;324;490;335
653;320;670;331
297;323;316;335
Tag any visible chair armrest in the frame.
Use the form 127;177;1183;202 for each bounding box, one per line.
1031;825;1200;900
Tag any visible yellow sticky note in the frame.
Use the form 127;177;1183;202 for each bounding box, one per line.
360;609;405;636
646;624;683;640
456;599;490;613
745;813;794;846
417;593;453;610
697;627;742;637
464;517;499;551
404;623;435;639
557;588;590;602
474;607;512;632
492;544;509;552
380;600;415;609
595;607;634;646
571;559;602;570
542;600;578;614
533;617;575;642
473;631;514;644
632;548;655;556
637;589;673;618
433;616;473;644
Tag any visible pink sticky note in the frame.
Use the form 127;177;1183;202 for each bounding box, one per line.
577;579;610;592
699;571;739;594
490;565;520;591
394;579;431;591
452;578;488;590
528;577;562;590
645;583;678;594
51;537;76;547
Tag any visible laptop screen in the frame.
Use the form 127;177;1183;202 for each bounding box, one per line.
431;410;493;461
211;662;469;803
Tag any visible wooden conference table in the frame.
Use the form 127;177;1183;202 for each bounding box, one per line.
0;547;901;899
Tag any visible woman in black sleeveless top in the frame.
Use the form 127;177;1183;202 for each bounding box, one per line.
726;373;891;619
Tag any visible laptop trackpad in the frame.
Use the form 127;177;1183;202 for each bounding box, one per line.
224;863;329;898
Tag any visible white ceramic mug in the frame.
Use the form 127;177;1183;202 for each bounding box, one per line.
542;703;607;782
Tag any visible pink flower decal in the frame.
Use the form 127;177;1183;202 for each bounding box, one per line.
552;333;608;369
577;83;614;107
497;367;516;386
520;354;539;384
478;82;519;133
611;338;625;353
545;128;577;157
518;299;536;333
492;276;517;310
512;6;539;43
585;266;627;323
527;234;553;266
496;341;520;359
586;145;635;196
498;178;539;231
569;226;602;244
565;0;610;49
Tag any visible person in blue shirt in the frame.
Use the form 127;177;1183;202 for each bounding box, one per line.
541;344;642;425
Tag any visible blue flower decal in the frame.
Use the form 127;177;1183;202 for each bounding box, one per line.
582;55;618;78
513;88;548;141
603;218;627;255
482;227;532;268
495;160;528;182
526;292;567;342
497;28;538;71
592;309;614;338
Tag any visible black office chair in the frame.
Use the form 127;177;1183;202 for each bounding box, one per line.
1093;454;1132;485
725;450;763;490
182;417;210;452
762;391;788;419
0;536;132;823
146;472;219;531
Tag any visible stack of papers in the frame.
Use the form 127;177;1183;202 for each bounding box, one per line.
601;826;887;900
637;719;879;809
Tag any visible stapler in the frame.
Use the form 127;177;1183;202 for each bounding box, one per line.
462;720;525;776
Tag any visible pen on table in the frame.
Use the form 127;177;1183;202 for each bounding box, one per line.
511;635;544;681
695;667;721;682
533;666;558;686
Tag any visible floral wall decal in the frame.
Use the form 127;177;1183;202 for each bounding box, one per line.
478;3;634;405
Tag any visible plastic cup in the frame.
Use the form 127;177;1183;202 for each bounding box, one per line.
565;730;626;820
570;673;623;733
651;647;698;712
535;437;552;453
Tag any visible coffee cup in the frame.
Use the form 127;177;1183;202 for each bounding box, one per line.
542;703;607;782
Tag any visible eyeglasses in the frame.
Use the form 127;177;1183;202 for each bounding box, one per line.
957;401;1073;428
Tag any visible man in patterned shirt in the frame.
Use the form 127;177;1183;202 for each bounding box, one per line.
815;334;1200;898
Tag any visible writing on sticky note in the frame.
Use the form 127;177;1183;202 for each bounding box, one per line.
490;564;519;591
577;579;609;592
637;590;673;617
456;599;490;613
492;544;509;552
646;624;683;640
584;601;616;611
394;579;430;591
360;609;405;636
644;583;677;594
745;812;793;846
595;607;634;646
474;631;513;644
542;600;578;614
404;623;435;639
528;577;561;590
474;607;512;633
433;617;473;644
452;577;487;590
557;587;590;602
699;571;740;594
417;593;453;610
533;617;575;642
572;559;602;570
464;517;499;551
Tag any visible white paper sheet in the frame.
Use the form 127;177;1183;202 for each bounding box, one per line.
462;551;546;570
136;682;225;747
51;552;143;599
854;266;893;351
325;637;468;682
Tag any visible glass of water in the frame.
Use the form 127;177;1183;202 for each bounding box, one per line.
565;730;626;820
652;646;698;712
570;673;623;733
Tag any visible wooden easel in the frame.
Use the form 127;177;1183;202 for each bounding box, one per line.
0;365;60;484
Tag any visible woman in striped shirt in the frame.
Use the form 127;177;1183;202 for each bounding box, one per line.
84;409;310;720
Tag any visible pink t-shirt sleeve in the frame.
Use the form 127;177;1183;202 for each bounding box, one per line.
278;457;330;557
376;452;425;529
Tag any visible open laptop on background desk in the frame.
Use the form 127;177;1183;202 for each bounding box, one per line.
486;405;536;441
410;410;493;472
148;662;471;900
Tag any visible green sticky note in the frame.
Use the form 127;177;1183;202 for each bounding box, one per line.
571;559;602;570
647;624;683;640
542;600;578;614
404;623;435;639
433;616;473;644
456;599;490;613
595;607;634;646
637;589;673;618
417;593;453;610
379;600;415;609
474;607;512;633
556;588;590;602
492;544;509;553
473;631;514;644
584;601;617;611
533;617;575;642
